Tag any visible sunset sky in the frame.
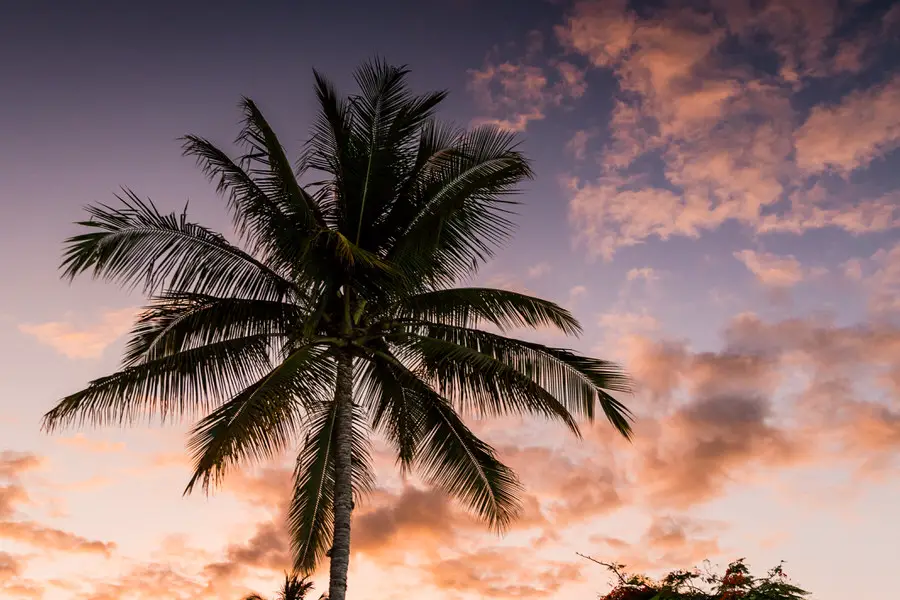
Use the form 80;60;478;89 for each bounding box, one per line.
2;1;900;598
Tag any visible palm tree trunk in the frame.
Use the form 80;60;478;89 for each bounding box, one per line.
328;350;354;600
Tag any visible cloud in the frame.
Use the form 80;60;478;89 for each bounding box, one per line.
425;547;583;599
502;445;623;526
635;393;802;508
526;261;551;279
0;452;42;520
0;453;42;479
78;562;241;600
604;307;900;507
56;434;126;454
626;267;658;283
0;552;22;581
566;129;594;160
555;0;900;258
843;241;900;315
598;310;660;340
0;450;116;578
353;487;470;559
0;521;116;556
733;250;805;288
18;307;137;359
589;515;724;574
468;50;587;132
795;75;900;175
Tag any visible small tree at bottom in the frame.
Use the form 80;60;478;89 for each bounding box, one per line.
578;553;810;600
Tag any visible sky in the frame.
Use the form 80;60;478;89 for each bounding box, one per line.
2;0;900;598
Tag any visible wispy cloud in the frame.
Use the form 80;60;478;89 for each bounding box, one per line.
468;48;587;132
18;307;136;359
733;249;807;288
795;75;900;175
56;434;126;455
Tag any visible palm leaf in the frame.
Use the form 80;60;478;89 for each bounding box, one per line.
181;134;319;272
394;332;581;435
410;323;634;437
387;125;533;285
356;352;425;472
42;335;272;431
289;398;375;574
386;287;581;335
184;345;335;493
237;98;326;230
122;292;302;367
371;351;523;531
60;190;294;300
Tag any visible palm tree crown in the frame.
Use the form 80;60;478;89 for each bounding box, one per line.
43;59;633;600
244;572;317;600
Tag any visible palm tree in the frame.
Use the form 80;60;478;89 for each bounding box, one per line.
42;59;634;600
244;572;317;600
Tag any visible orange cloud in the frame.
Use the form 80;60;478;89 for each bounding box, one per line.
468;51;587;132
844;241;900;316
556;1;900;258
426;547;583;598
18;307;136;359
0;521;116;556
0;453;42;479
733;250;806;288
56;434;126;454
613;309;900;508
566;129;594;160
0;552;21;581
589;515;724;575
0;452;41;520
635;394;803;508
795;75;900;175
502;445;623;527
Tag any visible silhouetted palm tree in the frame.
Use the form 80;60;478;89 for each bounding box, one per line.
244;572;317;600
43;59;633;600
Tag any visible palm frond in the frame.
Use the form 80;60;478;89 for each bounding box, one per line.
346;60;450;246
386;125;534;285
42;335;272;431
408;323;634;438
371;352;523;531
60;190;294;300
371;119;462;250
394;332;581;435
385;287;581;335
181;134;319;271
290;398;374;574
356;352;425;472
237;98;326;229
122;292;302;367
298;69;357;228
184;345;335;493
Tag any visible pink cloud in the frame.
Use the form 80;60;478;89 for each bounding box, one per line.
555;1;900;258
0;521;116;556
426;547;583;598
468;53;587;132
795;75;900;175
18;307;137;359
733;250;806;288
566;129;593;160
56;434;126;454
589;515;724;574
